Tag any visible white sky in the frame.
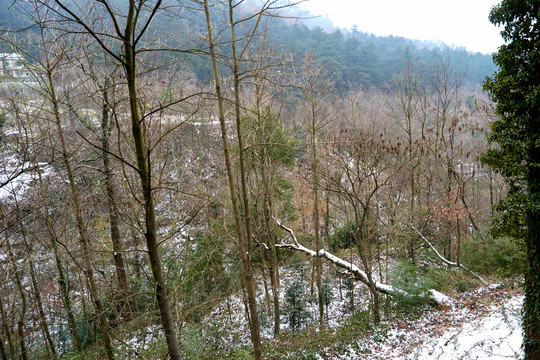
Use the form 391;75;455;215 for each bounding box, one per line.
300;0;504;54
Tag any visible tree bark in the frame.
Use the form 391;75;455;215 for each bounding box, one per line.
203;2;262;357
34;167;82;351
525;143;540;359
100;81;131;321
228;3;263;356
0;331;7;360
48;67;114;360
123;34;181;360
22;227;56;357
0;289;14;360
310;105;324;330
4;235;28;360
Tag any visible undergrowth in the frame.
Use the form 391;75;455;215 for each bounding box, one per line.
261;309;376;360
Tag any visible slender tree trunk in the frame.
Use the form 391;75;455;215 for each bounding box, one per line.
45;1;180;355
35;169;82;351
408;138;416;265
489;169;494;218
5;237;28;360
525;214;540;359
456;215;461;267
0;332;7;360
228;3;263;357
256;89;280;336
261;264;272;313
24;237;56;357
100;81;131;321
123;40;181;360
0;290;14;360
10;190;56;356
204;2;261;357
525;146;540;359
48;69;114;360
310;96;324;331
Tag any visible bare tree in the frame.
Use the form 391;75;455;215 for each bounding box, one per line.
322;124;407;322
295;53;337;329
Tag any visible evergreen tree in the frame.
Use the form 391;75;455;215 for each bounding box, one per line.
482;1;540;358
284;273;310;331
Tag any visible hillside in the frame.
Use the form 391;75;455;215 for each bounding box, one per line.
0;0;496;88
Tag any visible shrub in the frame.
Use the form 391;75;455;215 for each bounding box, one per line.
461;234;525;277
390;260;437;295
284;277;310;331
329;221;355;250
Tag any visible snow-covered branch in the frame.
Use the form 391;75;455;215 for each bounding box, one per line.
276;221;451;307
410;224;486;283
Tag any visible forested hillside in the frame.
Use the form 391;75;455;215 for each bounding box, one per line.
0;0;496;88
0;1;526;360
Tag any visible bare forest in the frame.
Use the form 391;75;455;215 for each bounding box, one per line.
0;1;525;359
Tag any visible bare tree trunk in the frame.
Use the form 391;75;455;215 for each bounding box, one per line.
22;230;56;357
255;85;281;337
47;1;181;355
100;81;131;321
4;236;28;360
123;41;181;360
34;168;82;351
228;3;263;356
203;2;262;357
28;256;56;357
310;116;324;330
9;181;56;356
47;69;114;360
0;331;7;360
0;291;14;360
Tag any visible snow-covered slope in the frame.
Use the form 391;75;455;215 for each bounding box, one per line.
318;284;523;360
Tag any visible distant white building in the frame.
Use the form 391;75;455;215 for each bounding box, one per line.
0;53;28;78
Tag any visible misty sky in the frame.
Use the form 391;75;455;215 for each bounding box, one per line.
301;0;504;54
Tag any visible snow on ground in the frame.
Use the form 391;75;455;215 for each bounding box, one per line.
322;284;523;360
0;152;52;202
119;325;164;354
411;288;523;360
202;258;523;360
205;262;372;341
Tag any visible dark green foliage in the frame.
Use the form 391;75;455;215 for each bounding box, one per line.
58;305;117;354
261;309;373;360
242;107;297;169
284;276;310;331
329;218;379;251
329;221;355;251
268;21;495;88
0;0;494;89
389;261;437;306
168;231;232;323
128;272;156;315
461;234;526;277
321;276;334;315
482;1;540;357
177;322;251;359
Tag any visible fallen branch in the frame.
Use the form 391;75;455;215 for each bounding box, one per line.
410;224;486;283
276;221;451;307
